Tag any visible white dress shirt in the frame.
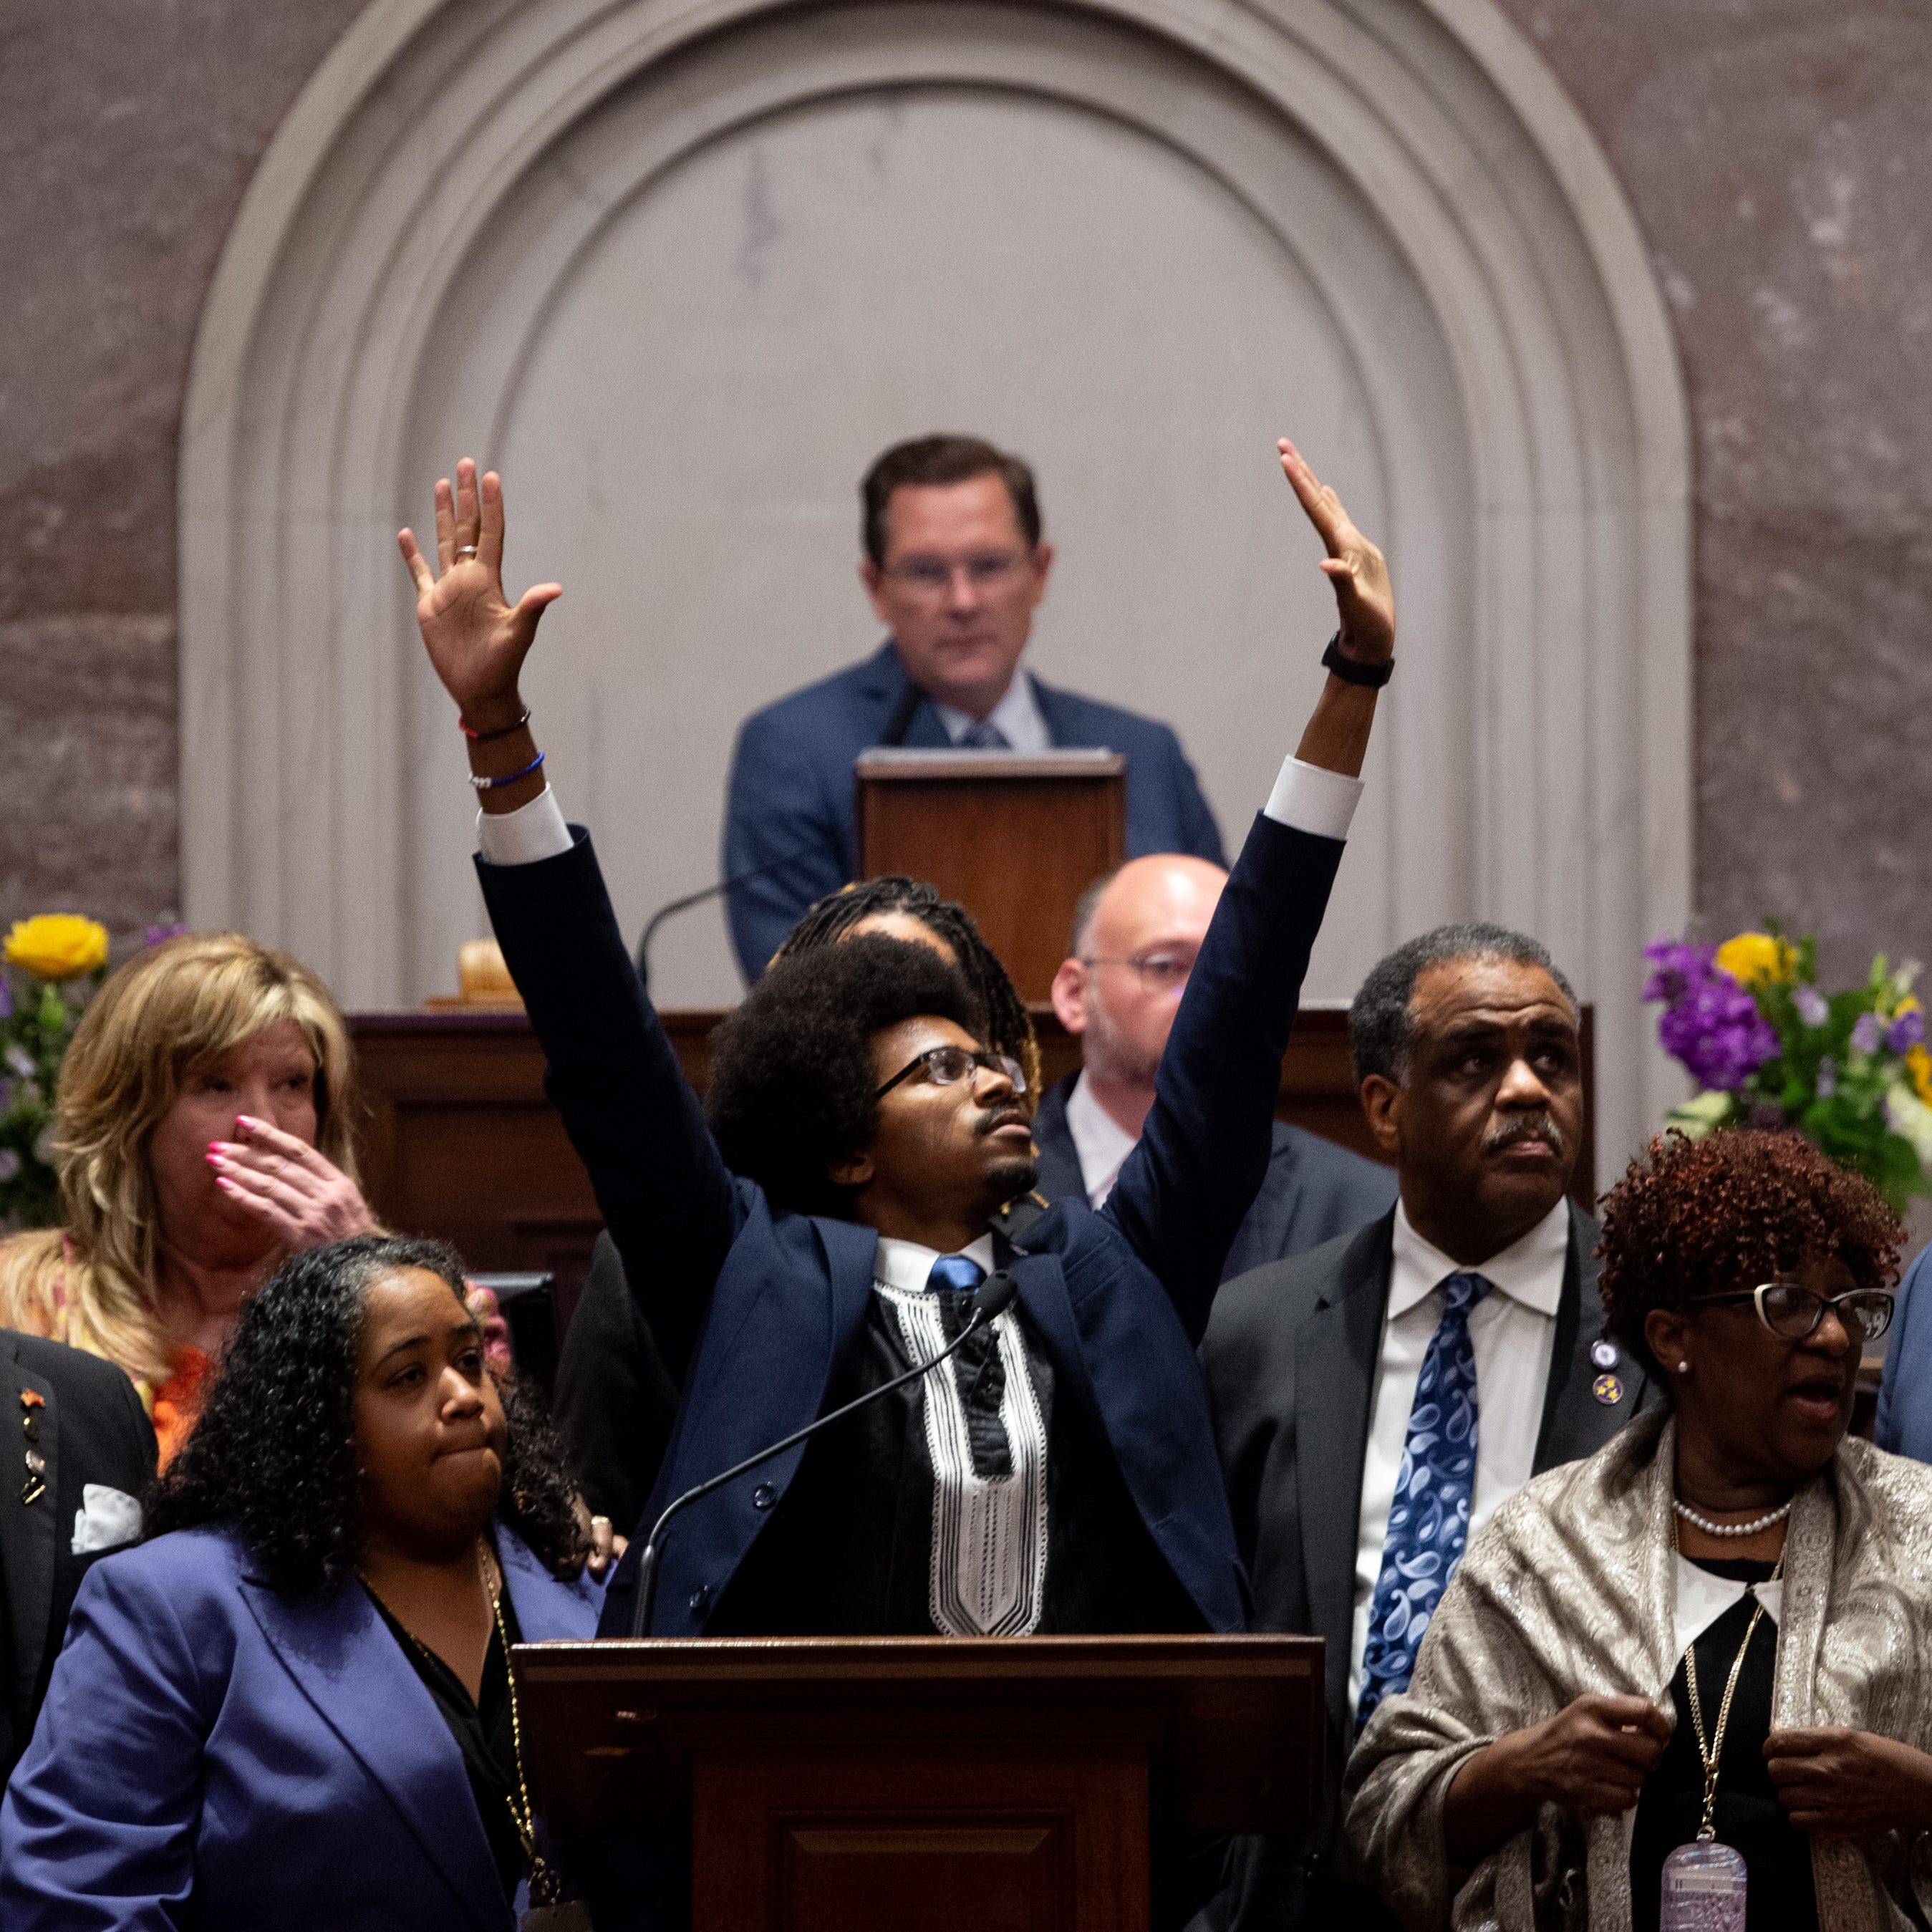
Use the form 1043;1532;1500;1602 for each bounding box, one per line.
932;671;1051;753
1063;1072;1139;1208
1348;1196;1570;1711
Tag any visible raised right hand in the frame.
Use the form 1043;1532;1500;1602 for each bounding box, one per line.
399;457;561;729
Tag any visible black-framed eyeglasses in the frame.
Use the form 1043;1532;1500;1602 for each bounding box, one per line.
1682;1281;1895;1343
874;1044;1028;1101
1081;952;1195;995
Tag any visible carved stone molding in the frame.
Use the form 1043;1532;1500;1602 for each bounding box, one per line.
180;0;1690;1161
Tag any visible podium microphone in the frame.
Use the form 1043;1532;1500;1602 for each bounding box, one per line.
633;837;825;992
627;1268;1020;1637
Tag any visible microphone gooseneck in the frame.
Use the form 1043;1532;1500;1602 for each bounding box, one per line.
633;836;826;992
627;1269;1019;1637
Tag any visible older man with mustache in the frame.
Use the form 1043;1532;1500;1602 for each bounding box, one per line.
1197;924;1648;1932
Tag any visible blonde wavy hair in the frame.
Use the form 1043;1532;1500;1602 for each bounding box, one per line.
0;932;359;1387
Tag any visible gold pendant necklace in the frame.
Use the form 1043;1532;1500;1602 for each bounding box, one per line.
1678;1535;1784;1841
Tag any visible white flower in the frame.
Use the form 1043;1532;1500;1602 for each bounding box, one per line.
1885;1083;1932;1167
0;1150;19;1183
32;1125;55;1166
1667;1090;1737;1140
4;1046;32;1080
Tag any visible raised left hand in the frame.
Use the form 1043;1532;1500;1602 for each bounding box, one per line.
209;1116;381;1251
1765;1726;1932;1837
1277;438;1394;665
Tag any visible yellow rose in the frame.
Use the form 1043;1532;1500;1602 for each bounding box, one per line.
4;914;110;981
1714;932;1795;987
1909;1043;1932;1106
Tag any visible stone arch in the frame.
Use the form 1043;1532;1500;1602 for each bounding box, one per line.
180;0;1691;1162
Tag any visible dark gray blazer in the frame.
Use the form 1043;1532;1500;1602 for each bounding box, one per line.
0;1329;155;1777
1194;1202;1644;1927
1030;1073;1396;1278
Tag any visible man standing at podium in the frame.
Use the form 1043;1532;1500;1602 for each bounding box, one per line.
720;433;1225;979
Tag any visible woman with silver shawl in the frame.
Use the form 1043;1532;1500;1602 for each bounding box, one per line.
1343;1126;1932;1931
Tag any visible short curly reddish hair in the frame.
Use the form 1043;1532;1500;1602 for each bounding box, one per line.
1598;1128;1902;1381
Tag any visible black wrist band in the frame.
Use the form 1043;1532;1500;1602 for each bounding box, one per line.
1321;632;1394;687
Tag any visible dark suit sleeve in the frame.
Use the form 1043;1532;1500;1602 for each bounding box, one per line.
722;709;854;980
477;830;738;1386
1103;812;1344;1343
552;1233;681;1527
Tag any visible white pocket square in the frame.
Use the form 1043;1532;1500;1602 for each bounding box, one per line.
72;1483;143;1555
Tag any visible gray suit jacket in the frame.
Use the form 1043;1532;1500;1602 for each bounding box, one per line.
1194;1202;1644;1928
1030;1073;1396;1277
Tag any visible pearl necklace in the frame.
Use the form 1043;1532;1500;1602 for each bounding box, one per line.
1671;1495;1794;1538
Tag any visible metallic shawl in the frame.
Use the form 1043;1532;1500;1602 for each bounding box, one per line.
1341;1403;1932;1931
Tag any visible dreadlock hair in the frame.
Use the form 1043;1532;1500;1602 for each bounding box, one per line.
776;875;1040;1109
145;1233;588;1595
707;934;988;1219
1597;1128;1903;1385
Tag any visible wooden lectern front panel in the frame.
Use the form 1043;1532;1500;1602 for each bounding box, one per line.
854;752;1126;1003
695;1739;1144;1932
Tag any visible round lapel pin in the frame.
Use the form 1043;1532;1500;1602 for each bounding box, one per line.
1590;1339;1620;1371
1592;1372;1625;1406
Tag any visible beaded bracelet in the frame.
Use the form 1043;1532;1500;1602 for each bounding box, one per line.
469;750;546;791
460;705;531;743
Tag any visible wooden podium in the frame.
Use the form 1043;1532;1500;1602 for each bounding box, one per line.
854;749;1126;1000
516;1633;1323;1931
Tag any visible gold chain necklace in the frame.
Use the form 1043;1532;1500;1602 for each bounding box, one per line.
1679;1546;1784;1840
362;1540;561;1909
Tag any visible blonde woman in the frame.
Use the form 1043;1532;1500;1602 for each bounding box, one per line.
0;932;378;1462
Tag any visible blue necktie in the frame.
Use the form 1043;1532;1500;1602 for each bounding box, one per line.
1356;1270;1492;1728
925;1255;986;1294
958;718;1009;749
922;1255;1008;1476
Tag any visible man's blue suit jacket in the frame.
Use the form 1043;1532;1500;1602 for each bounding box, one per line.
476;806;1343;1639
1875;1240;1932;1460
1;1522;604;1931
723;641;1226;977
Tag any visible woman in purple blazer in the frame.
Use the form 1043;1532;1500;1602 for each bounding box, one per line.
1;1234;604;1931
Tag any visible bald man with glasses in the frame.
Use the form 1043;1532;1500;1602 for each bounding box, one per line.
1040;856;1395;1270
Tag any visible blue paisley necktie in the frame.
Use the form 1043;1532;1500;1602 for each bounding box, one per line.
1356;1270;1492;1729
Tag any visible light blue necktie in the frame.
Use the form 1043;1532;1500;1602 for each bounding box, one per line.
1356;1270;1492;1729
957;718;1010;749
925;1255;987;1294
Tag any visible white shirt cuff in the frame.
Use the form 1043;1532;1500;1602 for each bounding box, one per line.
475;786;573;866
1262;756;1363;841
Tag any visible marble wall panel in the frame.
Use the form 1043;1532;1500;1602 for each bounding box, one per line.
3;0;1928;1010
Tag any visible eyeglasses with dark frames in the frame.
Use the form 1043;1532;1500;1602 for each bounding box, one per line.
874;1044;1028;1101
1081;952;1195;996
1681;1281;1895;1343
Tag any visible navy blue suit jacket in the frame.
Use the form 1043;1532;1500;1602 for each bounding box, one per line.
722;641;1226;977
1;1522;604;1931
1875;1240;1932;1459
477;808;1343;1638
1030;1074;1396;1279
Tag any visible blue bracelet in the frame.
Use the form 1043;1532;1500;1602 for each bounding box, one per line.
469;749;546;791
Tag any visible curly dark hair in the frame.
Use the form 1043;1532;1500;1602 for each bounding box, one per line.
776;874;1040;1107
1597;1128;1903;1382
706;934;986;1217
145;1233;588;1595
